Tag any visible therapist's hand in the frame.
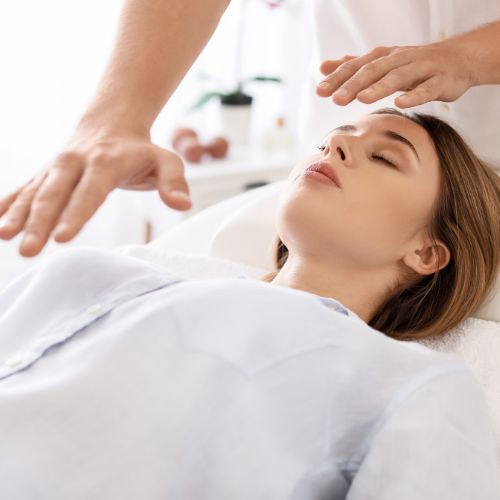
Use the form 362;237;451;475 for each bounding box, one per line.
316;40;475;109
0;130;192;257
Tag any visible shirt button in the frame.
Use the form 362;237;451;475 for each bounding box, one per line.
5;354;25;368
86;303;102;314
437;31;447;41
439;102;450;112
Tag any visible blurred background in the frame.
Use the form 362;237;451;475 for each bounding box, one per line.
0;0;315;288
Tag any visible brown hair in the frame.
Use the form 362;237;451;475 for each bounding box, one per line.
260;108;500;340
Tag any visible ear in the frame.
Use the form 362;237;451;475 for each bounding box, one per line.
402;239;451;276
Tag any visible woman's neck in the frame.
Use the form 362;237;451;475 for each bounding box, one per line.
263;254;394;324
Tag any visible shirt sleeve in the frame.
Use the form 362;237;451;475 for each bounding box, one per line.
346;369;500;500
0;260;40;317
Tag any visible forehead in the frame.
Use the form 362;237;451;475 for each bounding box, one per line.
355;113;428;140
328;113;437;165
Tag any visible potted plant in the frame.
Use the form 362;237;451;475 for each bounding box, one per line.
187;73;283;146
185;0;286;146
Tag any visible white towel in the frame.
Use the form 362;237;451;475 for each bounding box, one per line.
416;318;500;458
113;244;500;458
113;244;268;281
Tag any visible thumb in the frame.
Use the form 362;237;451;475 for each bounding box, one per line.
156;151;192;211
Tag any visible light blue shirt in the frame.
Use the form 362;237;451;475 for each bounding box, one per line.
0;247;498;499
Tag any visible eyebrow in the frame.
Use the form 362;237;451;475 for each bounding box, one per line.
324;124;420;163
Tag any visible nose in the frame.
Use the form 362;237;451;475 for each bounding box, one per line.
324;135;352;165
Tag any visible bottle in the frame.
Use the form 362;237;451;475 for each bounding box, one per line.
261;116;294;153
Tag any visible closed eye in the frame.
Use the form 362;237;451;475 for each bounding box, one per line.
371;154;397;169
317;143;398;169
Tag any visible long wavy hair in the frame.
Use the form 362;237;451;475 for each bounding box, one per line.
260;108;500;340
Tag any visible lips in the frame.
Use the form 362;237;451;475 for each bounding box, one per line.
305;161;342;188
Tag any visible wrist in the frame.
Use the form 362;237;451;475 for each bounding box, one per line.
453;23;500;86
76;108;152;141
462;39;491;87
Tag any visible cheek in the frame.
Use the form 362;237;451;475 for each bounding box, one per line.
343;180;432;242
276;175;435;265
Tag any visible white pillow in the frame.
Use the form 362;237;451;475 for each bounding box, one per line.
149;181;284;267
150;180;500;321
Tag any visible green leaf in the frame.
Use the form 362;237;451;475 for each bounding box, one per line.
186;91;224;113
242;75;283;85
196;71;228;91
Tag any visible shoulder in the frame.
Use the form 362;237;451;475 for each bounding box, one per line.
14;246;180;303
37;246;176;279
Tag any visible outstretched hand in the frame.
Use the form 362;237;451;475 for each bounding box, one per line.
0;130;192;257
316;39;476;108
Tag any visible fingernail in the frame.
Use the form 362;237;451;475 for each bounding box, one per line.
0;220;14;233
318;81;332;91
54;223;69;236
170;190;190;201
21;234;38;247
334;88;347;98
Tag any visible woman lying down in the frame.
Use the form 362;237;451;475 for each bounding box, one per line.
0;108;499;500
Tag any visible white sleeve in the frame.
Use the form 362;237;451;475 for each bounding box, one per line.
0;260;40;317
346;370;500;500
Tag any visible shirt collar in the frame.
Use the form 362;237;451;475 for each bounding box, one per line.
236;274;366;324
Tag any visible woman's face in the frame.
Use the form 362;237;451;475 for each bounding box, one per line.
276;113;442;269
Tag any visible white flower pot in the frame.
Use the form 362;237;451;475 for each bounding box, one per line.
217;102;253;147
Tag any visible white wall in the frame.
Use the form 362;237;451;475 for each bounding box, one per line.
0;0;313;289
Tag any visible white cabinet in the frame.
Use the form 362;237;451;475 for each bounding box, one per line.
141;144;297;242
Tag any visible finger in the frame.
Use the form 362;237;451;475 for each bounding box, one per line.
156;153;192;211
331;51;416;105
355;62;429;104
19;166;81;256
316;46;392;97
394;76;441;108
119;176;157;191
53;165;119;242
319;56;356;76
0;187;23;217
0;175;46;240
317;57;357;96
0;169;49;215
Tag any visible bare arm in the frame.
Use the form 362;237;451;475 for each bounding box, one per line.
79;0;232;137
0;0;231;257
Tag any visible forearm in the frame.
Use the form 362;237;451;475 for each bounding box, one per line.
77;0;231;137
453;20;500;86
